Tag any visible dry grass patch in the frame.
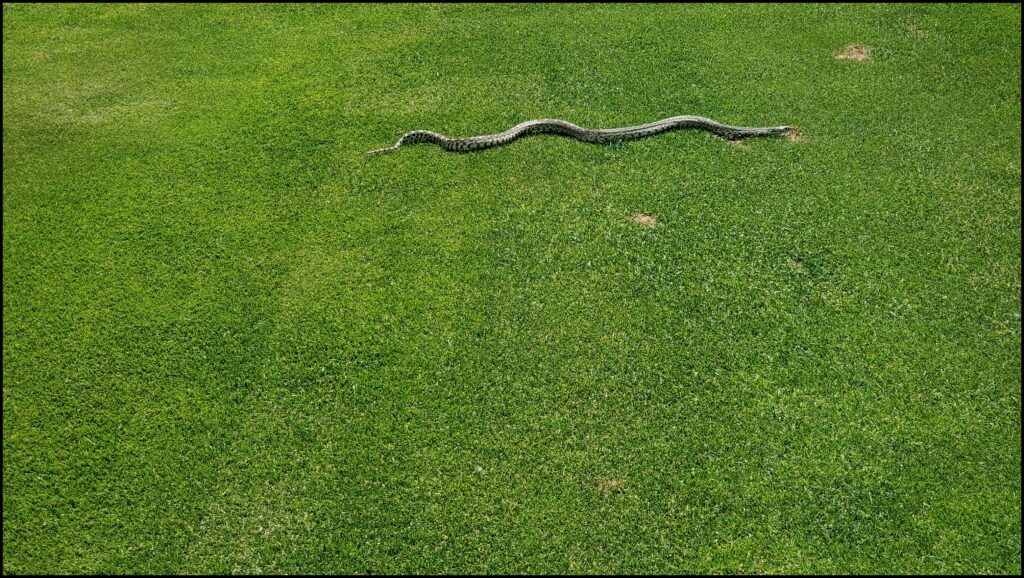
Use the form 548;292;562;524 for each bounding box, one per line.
597;478;627;495
784;128;810;144
631;213;658;227
834;44;872;62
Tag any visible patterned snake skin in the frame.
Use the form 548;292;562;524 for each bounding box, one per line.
368;115;791;154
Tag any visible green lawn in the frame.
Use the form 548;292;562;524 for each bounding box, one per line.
3;3;1021;574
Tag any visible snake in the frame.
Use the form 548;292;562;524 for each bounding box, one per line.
368;115;791;154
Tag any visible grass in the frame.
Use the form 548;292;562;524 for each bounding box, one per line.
2;3;1020;574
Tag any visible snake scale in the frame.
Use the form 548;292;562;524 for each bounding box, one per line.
368;115;791;154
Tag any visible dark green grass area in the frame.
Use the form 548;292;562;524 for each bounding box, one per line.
3;3;1021;574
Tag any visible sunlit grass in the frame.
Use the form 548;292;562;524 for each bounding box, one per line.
3;3;1020;573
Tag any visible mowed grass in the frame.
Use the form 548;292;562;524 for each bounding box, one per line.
3;3;1020;574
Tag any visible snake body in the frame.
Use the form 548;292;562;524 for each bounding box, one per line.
368;115;790;154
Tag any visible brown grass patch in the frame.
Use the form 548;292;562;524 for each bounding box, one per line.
833;44;872;62
597;478;626;495
784;128;810;144
631;213;658;228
